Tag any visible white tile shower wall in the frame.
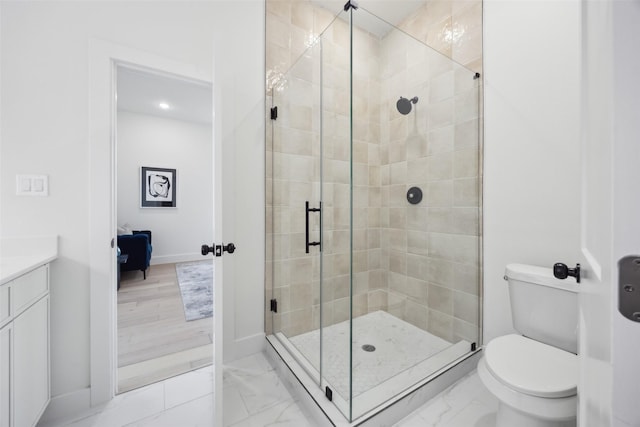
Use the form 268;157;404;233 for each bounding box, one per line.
398;0;483;74
378;8;481;344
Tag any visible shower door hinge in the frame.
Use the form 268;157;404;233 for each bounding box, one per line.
270;106;278;120
343;0;358;11
270;298;278;313
471;342;477;351
325;386;333;401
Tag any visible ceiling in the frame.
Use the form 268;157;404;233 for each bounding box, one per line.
116;66;212;125
116;2;424;121
310;0;425;38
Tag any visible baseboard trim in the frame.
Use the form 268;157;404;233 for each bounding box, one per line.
224;332;265;363
38;387;91;427
150;253;203;266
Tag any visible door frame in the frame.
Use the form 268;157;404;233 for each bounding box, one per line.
88;39;217;407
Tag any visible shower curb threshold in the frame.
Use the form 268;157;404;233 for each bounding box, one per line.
265;335;482;427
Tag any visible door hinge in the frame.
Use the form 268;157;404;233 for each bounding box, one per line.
471;342;477;352
270;106;278;120
325;386;333;401
618;255;640;322
270;298;278;313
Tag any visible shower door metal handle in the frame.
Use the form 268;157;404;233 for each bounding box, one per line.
305;201;321;253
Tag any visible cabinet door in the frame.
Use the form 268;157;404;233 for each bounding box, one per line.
13;297;49;427
0;324;11;427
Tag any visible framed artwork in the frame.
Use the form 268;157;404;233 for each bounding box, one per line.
141;166;177;208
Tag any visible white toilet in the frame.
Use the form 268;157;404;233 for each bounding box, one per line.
478;264;579;427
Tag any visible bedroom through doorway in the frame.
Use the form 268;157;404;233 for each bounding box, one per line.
115;65;214;393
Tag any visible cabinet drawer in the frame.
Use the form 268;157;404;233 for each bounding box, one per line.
0;287;8;325
11;265;48;315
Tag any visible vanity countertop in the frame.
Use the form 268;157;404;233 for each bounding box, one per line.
0;236;58;285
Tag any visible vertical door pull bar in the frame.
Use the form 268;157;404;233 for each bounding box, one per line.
305;201;322;253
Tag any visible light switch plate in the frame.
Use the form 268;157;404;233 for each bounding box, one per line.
16;175;48;196
19;177;31;192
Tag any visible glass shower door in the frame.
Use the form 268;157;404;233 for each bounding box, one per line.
347;6;482;420
267;12;355;419
267;4;482;421
317;8;354;419
267;40;324;384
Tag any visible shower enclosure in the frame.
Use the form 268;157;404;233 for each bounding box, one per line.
266;3;481;422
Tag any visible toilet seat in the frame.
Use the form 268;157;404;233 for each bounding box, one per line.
485;334;577;398
478;358;577;422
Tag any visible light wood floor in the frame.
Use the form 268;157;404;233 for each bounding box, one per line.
117;262;213;393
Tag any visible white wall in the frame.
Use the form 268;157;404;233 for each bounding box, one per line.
117;111;213;264
0;0;265;408
483;0;581;342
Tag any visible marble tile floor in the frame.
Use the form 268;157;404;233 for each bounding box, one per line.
43;352;497;427
41;366;215;427
118;344;213;393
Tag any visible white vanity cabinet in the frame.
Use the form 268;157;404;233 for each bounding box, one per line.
0;264;50;427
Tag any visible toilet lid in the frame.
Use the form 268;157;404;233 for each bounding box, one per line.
484;334;578;398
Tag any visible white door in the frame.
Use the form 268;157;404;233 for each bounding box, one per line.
579;1;640;426
610;2;640;426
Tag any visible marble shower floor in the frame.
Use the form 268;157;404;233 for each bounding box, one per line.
286;310;471;418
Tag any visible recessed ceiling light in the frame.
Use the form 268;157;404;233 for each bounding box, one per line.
158;102;170;110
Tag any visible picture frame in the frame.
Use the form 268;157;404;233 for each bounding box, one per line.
141;166;177;208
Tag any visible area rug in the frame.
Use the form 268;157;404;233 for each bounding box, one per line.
175;260;214;321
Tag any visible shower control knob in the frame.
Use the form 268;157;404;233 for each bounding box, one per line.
407;187;423;205
553;262;581;283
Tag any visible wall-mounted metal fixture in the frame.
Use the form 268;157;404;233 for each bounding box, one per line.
396;96;419;115
553;262;580;283
344;0;358;11
406;186;423;205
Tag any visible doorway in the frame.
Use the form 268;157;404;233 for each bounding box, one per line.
114;64;214;393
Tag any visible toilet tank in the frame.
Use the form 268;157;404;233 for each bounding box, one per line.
505;264;579;354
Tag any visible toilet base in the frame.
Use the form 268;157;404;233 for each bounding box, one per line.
496;401;576;427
